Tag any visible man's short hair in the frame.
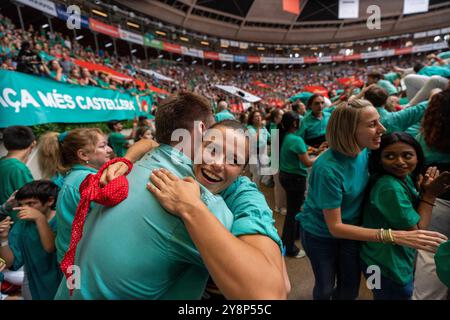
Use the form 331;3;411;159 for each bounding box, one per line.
15;180;59;210
3;126;35;150
155;92;214;144
364;85;389;108
367;71;382;81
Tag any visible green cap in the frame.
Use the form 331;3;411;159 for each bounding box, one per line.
435;240;450;288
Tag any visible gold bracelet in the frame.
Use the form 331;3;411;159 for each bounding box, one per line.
380;228;385;243
388;229;395;244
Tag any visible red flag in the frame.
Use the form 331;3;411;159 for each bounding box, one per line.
283;0;300;15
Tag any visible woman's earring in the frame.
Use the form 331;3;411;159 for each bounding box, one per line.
86;160;89;164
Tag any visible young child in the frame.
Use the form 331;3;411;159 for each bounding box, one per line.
0;126;35;220
361;132;450;300
0;180;62;300
107;120;137;157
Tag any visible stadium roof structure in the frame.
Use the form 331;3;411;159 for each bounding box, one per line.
115;0;450;44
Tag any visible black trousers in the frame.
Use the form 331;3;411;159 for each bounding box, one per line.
279;171;307;256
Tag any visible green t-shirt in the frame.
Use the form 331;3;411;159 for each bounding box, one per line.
435;241;450;288
49;71;68;83
384;72;400;84
376;101;427;134
280;133;308;176
55;165;97;263
360;175;420;285
416;133;450;165
378;79;398;96
437;51;450;60
289;92;314;105
418;65;450;78
54;145;234;300
295;110;331;143
108;132;128;157
9;216;62;299
215;110;235;123
298;149;369;238
0;157;34;221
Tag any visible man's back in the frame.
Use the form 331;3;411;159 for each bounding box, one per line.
55;145;234;299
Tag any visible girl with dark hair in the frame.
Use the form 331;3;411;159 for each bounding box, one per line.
279;111;320;257
413;88;450;299
361;132;450;300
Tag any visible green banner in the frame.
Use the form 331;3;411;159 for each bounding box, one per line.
0;70;139;128
145;38;163;50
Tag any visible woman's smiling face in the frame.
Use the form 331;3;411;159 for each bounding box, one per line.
194;125;248;194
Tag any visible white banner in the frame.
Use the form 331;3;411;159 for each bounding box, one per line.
230;41;240;48
214;85;261;103
403;0;429;15
181;47;204;58
338;0;359;19
274;57;290;64
317;56;332;63
218;53;234;62
239;42;249;49
220;39;230;47
16;0;57;17
413;32;427;39
260;57;275;64
119;28;144;45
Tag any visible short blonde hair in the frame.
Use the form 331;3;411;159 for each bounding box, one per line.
326;99;374;157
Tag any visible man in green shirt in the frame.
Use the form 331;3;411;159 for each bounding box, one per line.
214;100;235;122
107;120;137;157
0;126;35;222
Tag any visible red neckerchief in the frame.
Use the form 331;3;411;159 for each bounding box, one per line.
60;158;133;295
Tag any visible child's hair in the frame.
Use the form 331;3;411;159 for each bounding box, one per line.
369;132;425;178
278;111;299;151
107;120;120;131
135;126;151;142
2;126;35;150
15;180;59;210
38;128;103;178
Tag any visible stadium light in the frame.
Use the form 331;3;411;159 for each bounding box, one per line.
92;9;108;18
434;36;441;42
292;47;300;51
288;65;293;69
249;65;254;69
257;47;265;51
131;49;137;54
176;57;182;62
275;65;279;69
105;42;112;48
180;36;189;42
201;41;209;46
262;65;267;69
207;62;213;66
42;24;49;29
294;53;300;58
155;31;167;36
75;35;84;41
127;21;140;29
158;54;164;59
222;63;227;67
235;64;240;68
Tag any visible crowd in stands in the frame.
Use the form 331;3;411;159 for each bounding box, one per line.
1;8;450;301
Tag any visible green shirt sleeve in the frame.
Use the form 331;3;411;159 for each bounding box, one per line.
385;101;427;132
371;178;420;229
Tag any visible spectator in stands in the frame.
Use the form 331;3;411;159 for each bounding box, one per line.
107;120;138;158
67;66;82;85
134;126;153;143
79;67;98;87
298;99;447;300
361;132;450;300
16;41;42;75
38;128;112;263
59;53;74;75
0;181;62;300
44;59;67;83
0;126;35;220
413;88;450;300
291;101;307;121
